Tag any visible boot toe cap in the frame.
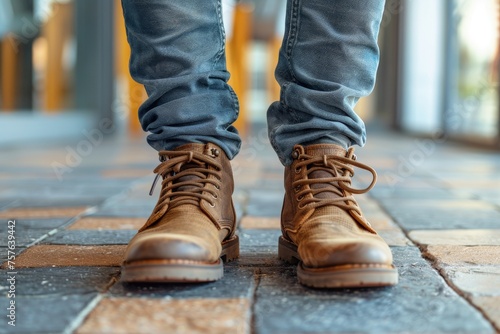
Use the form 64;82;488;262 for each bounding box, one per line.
124;233;218;263
299;238;393;268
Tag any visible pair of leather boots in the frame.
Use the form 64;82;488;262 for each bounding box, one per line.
122;143;398;288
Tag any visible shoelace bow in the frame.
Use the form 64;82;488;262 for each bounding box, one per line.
293;148;377;214
149;150;222;211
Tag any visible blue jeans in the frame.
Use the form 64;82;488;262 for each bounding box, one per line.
121;0;385;165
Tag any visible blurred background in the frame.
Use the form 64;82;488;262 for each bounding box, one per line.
0;0;499;149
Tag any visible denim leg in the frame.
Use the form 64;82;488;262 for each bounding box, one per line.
267;0;386;165
121;0;241;158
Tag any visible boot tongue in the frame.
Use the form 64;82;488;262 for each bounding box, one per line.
304;144;346;158
309;170;342;200
304;144;348;200
169;144;212;199
175;163;203;192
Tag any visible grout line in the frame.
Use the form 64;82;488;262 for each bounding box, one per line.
63;294;103;334
24;206;100;248
420;246;500;333
23;177;150;249
369;193;499;331
367;193;417;248
248;268;262;334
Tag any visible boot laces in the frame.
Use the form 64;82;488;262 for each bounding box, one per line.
293;148;377;213
149;150;222;213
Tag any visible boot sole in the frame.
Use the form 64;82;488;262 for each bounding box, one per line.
278;236;398;288
121;235;239;283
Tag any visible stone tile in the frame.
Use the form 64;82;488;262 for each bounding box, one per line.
371;187;464;200
68;217;144;230
0;207;88;219
365;214;401;230
470;296;500;330
43;230;136;245
410;230;500;246
6;197;104;208
0;247;26;265
89;206;151;218
424;245;500;266
245;190;283;217
391;208;500;231
0;200;13;210
0;267;119;296
110;265;254;299
240;217;280;229
234;230;284;267
0;218;70;247
253;247;495;334
102;197;156;208
237;178;283;192
77;297;250;334
239;230;282;251
0;294;97;334
424;236;500;296
1;194;111;206
403;200;495;210
378;230;413;246
444;179;500;189
444;266;500;296
101;168;151;178
232;250;286;268
379;200;500;230
12;245;126;268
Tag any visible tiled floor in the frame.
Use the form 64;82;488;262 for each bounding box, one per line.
1;124;499;333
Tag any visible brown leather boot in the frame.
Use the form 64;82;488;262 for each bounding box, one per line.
121;143;239;282
279;144;398;288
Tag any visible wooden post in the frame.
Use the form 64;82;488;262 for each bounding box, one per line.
1;35;18;111
42;2;73;112
114;0;145;135
267;35;282;105
226;3;253;137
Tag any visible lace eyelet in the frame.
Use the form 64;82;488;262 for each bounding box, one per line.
297;195;304;201
294;186;301;192
212;193;218;199
209;202;216;208
294;167;302;174
210;148;220;157
291;150;300;159
298;202;307;209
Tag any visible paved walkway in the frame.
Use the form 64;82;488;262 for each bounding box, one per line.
0;124;499;333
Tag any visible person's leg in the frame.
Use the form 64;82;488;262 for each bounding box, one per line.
122;0;241;157
268;0;384;165
272;0;398;288
120;0;239;283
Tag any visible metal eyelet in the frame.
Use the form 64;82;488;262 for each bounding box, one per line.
291;150;299;160
210;148;220;157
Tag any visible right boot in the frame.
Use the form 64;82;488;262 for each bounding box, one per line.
121;143;239;283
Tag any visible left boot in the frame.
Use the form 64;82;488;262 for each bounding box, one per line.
279;144;398;288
